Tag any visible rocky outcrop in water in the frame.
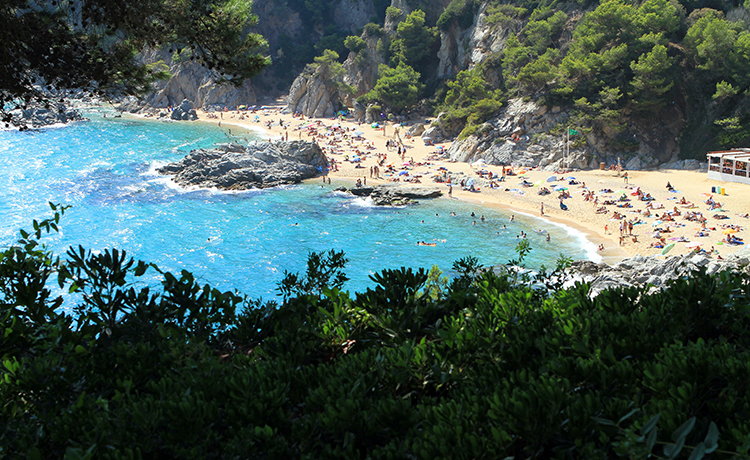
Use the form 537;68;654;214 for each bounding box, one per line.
10;103;87;128
568;247;750;297
158;141;329;190
337;184;443;206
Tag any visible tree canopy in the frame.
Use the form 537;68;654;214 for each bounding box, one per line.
366;62;425;112
0;0;270;126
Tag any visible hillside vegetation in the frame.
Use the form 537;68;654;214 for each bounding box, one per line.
269;0;750;159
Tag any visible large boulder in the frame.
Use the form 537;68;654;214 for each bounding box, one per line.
157;140;329;190
169;99;198;121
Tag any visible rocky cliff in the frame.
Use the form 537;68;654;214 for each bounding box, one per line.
117;49;258;114
440;98;695;171
157;141;329;190
436;1;517;81
285;72;348;118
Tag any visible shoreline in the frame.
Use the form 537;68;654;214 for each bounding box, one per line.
150;103;749;264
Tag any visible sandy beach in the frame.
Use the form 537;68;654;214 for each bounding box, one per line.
195;103;750;264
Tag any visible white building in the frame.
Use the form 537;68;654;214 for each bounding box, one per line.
707;149;750;185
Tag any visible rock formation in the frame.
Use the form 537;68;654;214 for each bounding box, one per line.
158;141;329;190
337;184;443;206
285;72;347;118
117;49;258;114
169;99;198;121
567;247;750;298
443;98;699;172
10;103;87;129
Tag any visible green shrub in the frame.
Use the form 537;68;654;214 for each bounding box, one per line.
344;35;367;54
362;22;384;37
385;6;402;20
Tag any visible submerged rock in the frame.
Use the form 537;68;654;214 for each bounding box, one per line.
157;140;329;190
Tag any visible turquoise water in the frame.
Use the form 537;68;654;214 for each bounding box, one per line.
0;112;596;298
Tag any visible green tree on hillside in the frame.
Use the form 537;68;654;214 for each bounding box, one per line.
344;35;368;54
367;62;424;112
628;44;675;112
0;0;270;126
389;10;438;69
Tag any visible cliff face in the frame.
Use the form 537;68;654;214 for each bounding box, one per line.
121;49;258;113
286;73;346;118
444;98;688;171
436;1;518;81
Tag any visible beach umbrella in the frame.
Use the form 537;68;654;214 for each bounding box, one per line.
473;159;487;166
553;185;568;191
518;170;527;174
546;175;557;182
661;243;676;255
723;228;738;234
353;130;364;136
534;180;543;187
371;123;380;128
399;171;408;176
566;176;576;180
238;105;246;109
685;241;703;248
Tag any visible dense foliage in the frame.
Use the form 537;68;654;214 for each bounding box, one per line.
3;205;750;459
0;0;269;126
338;0;750;156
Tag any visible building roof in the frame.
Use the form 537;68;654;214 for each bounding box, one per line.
707;149;750;161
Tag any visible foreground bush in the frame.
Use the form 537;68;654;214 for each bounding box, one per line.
2;206;750;459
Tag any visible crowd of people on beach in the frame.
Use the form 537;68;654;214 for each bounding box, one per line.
201;105;746;259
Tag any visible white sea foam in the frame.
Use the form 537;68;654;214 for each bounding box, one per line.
77;160;114;175
350;196;376;207
513;210;602;263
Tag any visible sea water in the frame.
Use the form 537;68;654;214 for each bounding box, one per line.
0;111;597;299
